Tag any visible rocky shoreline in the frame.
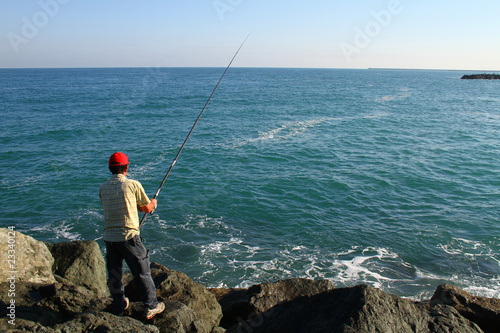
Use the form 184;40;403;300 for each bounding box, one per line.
1;228;499;332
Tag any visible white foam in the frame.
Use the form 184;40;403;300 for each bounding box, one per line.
439;237;496;258
188;239;500;300
454;237;485;249
223;246;406;289
32;220;82;241
465;285;500;299
153;219;499;299
199;237;243;256
363;112;389;119
378;88;410;102
438;244;463;255
227;117;339;147
330;248;398;289
129;152;169;180
3;173;49;189
225;113;394;149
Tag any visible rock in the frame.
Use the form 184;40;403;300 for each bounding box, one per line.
0;282;62;329
1;230;499;333
461;74;500;80
226;284;483;333
125;262;223;333
430;284;500;333
154;264;223;333
0;282;160;333
213;278;335;329
54;311;160;333
47;240;108;297
1;318;57;332
0;228;56;284
0;281;109;331
429;304;484;333
149;300;203;333
122;299;203;332
37;283;108;318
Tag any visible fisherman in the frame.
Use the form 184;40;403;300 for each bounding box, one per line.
99;152;165;319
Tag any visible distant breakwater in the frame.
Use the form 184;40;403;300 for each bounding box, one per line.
461;74;500;79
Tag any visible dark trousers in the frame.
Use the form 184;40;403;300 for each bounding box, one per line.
105;235;158;312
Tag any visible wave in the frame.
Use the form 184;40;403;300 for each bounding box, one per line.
224;117;345;148
363;112;389;119
129;152;169;181
378;87;410;102
239;117;338;146
29;209;103;243
195;244;416;293
31;220;82;241
1;173;50;189
329;247;403;289
151;214;500;299
224;111;391;149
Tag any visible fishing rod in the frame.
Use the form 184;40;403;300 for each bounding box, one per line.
140;35;249;228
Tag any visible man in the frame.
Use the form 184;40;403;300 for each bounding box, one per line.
100;152;165;319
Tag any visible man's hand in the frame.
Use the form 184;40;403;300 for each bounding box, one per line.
150;199;158;211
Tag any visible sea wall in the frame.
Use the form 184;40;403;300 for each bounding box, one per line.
461;74;500;79
1;228;499;332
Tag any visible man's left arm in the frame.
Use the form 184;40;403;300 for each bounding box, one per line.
135;181;157;213
138;198;157;213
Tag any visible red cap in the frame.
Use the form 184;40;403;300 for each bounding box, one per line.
109;152;129;166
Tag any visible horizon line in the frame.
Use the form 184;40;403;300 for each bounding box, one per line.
0;66;499;72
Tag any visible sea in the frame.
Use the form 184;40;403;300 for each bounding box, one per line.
1;67;499;301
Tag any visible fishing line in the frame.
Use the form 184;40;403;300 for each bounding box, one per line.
140;35;250;228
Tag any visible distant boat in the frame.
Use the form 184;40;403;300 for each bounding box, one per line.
461;74;500;80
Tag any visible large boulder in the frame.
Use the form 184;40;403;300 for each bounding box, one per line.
428;304;484;333
0;282;61;330
6;310;160;333
0;281;109;331
213;278;335;328
0;228;56;284
125;299;204;333
226;284;483;333
54;311;160;333
125;262;222;333
47;240;108;297
430;284;500;333
37;282;108;318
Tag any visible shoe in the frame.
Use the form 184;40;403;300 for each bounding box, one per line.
145;302;165;320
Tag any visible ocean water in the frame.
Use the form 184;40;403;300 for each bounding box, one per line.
1;67;499;300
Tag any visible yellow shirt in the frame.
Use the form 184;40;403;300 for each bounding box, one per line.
100;174;151;242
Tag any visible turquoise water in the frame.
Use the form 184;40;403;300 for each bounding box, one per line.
1;68;499;300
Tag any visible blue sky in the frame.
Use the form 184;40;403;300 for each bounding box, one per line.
1;0;499;69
